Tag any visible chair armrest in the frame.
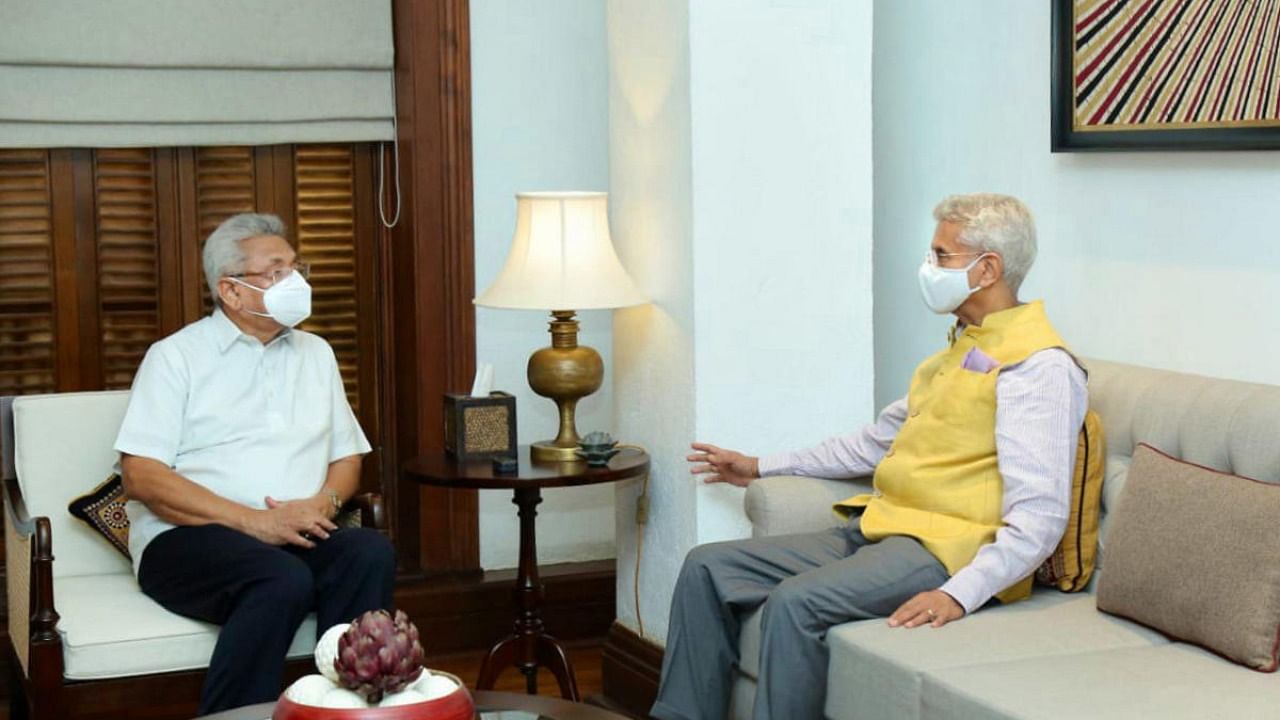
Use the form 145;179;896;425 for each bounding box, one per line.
744;475;873;537
343;492;386;531
4;478;34;677
4;477;62;681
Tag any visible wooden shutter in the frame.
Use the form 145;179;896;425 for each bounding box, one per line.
0;144;382;465
0;150;56;396
194;147;258;238
93;149;161;390
194;147;259;317
294;145;362;410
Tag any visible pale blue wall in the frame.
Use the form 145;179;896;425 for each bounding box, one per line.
873;0;1280;410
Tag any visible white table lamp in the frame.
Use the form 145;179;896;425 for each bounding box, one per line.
476;192;645;462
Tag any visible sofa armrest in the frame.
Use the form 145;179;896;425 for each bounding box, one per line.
744;475;873;537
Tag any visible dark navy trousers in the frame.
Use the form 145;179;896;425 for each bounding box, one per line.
138;524;395;714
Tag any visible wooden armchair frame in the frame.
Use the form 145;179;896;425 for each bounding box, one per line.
4;481;387;720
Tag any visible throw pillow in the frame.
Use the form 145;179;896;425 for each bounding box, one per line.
1097;443;1280;671
67;473;131;559
1035;409;1104;592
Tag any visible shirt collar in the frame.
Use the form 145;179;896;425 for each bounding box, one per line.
949;301;1046;346
211;308;293;353
973;300;1042;332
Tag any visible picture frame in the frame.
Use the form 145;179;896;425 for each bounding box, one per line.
1051;0;1280;151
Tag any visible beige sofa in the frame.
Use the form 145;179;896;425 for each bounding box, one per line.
730;358;1280;720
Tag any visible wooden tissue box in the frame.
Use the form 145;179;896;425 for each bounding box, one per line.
443;392;517;459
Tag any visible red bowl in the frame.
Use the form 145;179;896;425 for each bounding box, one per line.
272;671;474;720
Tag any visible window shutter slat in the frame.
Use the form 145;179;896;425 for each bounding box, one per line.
0;150;56;395
195;147;258;316
294;144;361;410
94;148;161;389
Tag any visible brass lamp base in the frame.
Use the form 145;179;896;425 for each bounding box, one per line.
530;440;584;463
527;310;603;464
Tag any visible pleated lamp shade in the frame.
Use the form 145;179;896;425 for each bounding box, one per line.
475;192;646;310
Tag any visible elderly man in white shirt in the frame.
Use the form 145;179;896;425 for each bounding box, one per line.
115;213;394;715
651;194;1089;720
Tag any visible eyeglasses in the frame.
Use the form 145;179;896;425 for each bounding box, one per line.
925;249;985;267
227;261;311;286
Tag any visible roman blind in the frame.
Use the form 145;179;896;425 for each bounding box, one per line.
0;0;395;148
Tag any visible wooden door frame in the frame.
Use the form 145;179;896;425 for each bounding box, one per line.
384;0;479;575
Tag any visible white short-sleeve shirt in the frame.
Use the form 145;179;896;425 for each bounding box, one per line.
114;310;372;573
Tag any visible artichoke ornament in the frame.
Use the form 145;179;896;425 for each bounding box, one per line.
333;609;426;704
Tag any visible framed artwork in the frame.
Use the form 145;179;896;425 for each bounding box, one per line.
1052;0;1280;151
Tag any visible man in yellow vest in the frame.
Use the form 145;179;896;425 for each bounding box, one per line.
651;193;1088;720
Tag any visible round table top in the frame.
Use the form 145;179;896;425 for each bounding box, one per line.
195;690;628;719
472;690;630;718
403;446;649;490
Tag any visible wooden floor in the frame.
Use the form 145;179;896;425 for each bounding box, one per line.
427;640;604;698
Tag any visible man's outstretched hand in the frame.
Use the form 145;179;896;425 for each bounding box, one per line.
888;589;964;629
688;443;760;488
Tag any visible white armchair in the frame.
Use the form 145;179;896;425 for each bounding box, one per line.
1;391;385;720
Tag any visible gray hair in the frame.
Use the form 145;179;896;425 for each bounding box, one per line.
932;193;1037;294
201;213;287;305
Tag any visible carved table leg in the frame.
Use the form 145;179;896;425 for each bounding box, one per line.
474;486;579;700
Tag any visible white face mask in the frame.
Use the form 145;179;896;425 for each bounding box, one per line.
917;253;988;314
229;270;312;327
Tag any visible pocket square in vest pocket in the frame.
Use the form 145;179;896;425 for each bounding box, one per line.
961;347;1000;373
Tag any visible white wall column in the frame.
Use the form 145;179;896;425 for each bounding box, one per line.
608;0;875;642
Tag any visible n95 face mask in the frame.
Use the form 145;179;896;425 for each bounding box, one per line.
230;270;312;327
917;253;988;314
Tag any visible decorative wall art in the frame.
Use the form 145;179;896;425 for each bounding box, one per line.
1052;0;1280;150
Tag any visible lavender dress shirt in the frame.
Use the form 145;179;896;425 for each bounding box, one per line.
756;348;1088;613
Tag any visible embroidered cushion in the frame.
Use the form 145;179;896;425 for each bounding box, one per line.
1035;409;1104;591
67;473;131;559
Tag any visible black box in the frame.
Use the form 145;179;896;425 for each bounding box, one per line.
443;392;517;460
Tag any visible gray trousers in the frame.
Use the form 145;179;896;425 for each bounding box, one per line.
650;518;948;720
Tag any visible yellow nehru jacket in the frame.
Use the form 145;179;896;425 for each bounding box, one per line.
836;301;1074;604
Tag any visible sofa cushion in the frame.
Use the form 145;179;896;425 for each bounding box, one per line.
12;392;134;578
56;573;316;680
1075;359;1280;597
1084;360;1280;494
921;644;1280;720
1085;361;1280;567
1098;443;1280;671
67;473;131;560
822;593;1167;720
1035;410;1104;592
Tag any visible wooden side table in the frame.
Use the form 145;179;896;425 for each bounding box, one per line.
403;446;649;701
